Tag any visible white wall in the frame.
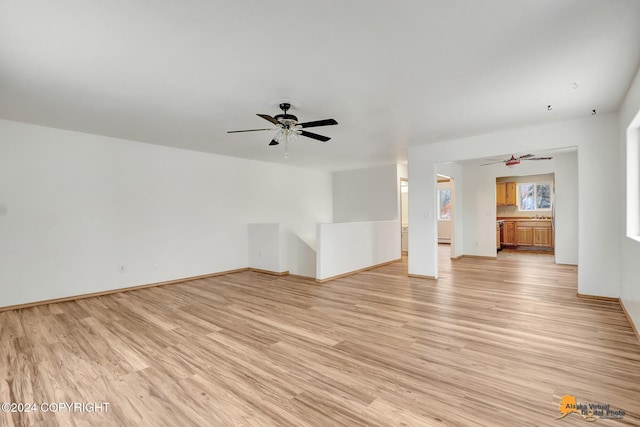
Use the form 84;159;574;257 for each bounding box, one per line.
0;119;332;307
248;223;317;277
619;65;640;333
457;164;496;257
550;153;579;265
248;223;287;274
409;114;618;296
333;164;399;222
285;231;317;278
316;220;400;281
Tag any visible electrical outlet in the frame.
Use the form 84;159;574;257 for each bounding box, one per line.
120;265;125;273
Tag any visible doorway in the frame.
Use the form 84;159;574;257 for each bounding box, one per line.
496;173;555;261
437;174;456;257
400;179;408;254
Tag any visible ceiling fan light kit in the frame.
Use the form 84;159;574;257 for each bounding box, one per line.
505;157;520;168
228;103;338;158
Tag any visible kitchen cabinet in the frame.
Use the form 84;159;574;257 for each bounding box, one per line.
496;223;500;249
503;221;516;245
516;226;534;245
508;220;553;248
496;182;517;206
505;182;516;205
534;227;553;247
496;182;506;206
499;219;553;248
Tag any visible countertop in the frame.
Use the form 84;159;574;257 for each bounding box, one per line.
497;217;552;221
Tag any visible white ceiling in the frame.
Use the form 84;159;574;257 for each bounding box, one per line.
1;0;639;171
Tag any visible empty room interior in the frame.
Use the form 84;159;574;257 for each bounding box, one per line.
2;1;640;425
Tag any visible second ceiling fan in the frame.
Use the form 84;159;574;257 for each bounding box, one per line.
227;103;338;146
481;154;552;167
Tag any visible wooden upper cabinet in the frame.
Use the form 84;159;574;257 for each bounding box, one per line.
505;182;516;206
496;182;506;206
496;181;516;206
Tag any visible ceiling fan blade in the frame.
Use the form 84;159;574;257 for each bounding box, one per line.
257;114;280;126
524;157;553;160
269;139;279;146
227;128;273;133
518;154;535;159
480;160;506;166
300;130;331;142
298;119;338;129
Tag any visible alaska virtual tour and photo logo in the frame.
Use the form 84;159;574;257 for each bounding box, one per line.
556;395;625;422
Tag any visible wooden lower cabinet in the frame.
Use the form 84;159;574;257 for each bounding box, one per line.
503;221;516;245
516;226;534;246
502;220;553;248
534;227;553;247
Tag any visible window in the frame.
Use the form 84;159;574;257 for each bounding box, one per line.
518;183;552;211
627;125;640;238
438;189;451;219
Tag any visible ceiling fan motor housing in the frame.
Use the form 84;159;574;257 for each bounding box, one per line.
275;103;298;126
274;113;298;122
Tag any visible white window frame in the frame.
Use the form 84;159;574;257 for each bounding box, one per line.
627;124;640;241
517;182;553;212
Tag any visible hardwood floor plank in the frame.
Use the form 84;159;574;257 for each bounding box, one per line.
1;247;639;425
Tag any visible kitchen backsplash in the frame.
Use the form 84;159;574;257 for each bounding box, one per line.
497;205;552;218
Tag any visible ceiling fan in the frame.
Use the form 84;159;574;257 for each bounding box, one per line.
481;154;552;167
227;103;338;146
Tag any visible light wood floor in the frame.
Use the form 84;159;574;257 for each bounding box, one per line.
1;246;639;426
